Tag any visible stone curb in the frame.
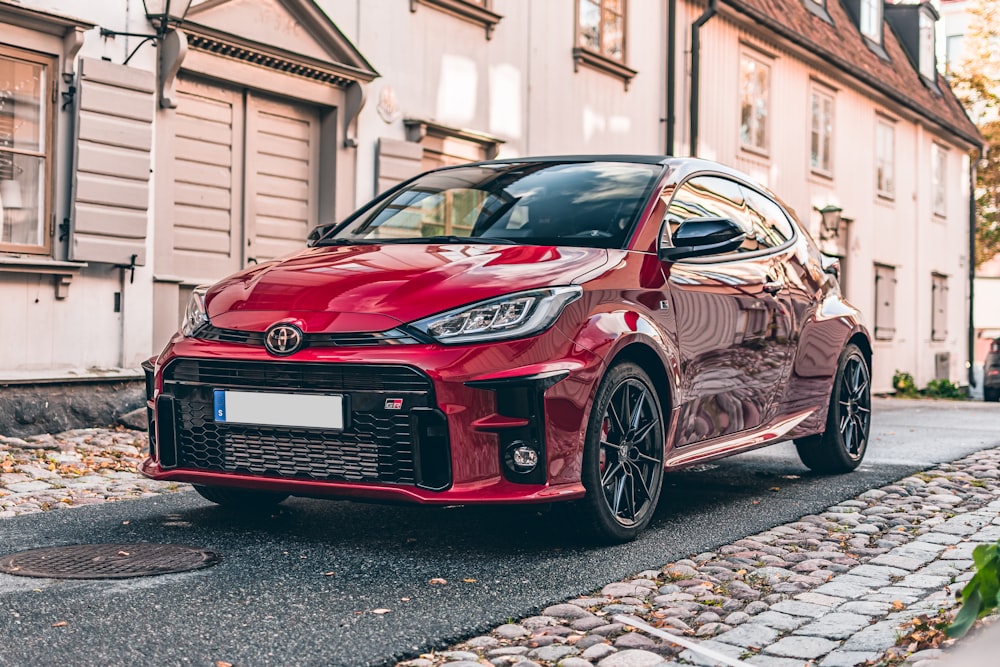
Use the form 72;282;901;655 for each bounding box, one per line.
398;448;1000;667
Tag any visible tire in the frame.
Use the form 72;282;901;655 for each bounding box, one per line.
578;362;665;543
795;343;871;473
985;387;1000;403
193;484;289;510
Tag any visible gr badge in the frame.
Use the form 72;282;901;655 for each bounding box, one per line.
384;398;403;410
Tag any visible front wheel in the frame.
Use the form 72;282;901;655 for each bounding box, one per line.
578;362;665;543
795;343;871;473
193;484;289;510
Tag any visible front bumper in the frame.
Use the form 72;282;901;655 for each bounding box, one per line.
141;333;600;504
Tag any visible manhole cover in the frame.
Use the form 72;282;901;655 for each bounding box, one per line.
0;543;221;579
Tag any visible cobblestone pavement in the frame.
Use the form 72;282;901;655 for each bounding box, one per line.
0;428;179;518
397;449;1000;667
2;429;998;666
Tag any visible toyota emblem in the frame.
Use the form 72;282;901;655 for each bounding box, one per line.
264;324;304;356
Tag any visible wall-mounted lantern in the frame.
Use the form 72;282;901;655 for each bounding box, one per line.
816;204;843;241
99;0;193;108
99;0;193;65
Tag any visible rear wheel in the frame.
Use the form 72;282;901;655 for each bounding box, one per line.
985;387;1000;402
579;362;665;543
193;485;289;510
795;343;870;473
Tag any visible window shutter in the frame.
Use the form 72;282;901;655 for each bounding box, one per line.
70;57;154;265
375;138;423;194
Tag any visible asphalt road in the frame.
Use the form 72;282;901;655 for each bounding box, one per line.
1;398;998;667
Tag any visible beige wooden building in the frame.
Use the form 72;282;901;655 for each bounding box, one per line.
0;0;980;410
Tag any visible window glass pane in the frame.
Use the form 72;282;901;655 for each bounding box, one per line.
579;0;601;51
742;186;794;249
602;8;624;61
1;153;43;246
740;56;769;151
0;56;44;156
860;0;881;41
919;12;935;79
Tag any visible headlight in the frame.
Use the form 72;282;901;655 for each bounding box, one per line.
180;285;210;337
411;286;582;344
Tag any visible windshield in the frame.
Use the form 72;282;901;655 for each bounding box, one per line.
315;161;662;249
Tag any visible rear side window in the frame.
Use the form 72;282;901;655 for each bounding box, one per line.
741;186;795;249
663;176;751;247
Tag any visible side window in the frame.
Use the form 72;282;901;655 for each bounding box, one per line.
661;176;751;252
741;186;795;250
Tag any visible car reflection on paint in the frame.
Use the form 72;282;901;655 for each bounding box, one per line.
141;156;872;542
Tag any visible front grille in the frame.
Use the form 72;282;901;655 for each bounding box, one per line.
195;325;426;347
160;360;443;487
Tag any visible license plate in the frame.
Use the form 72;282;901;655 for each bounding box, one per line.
213;390;344;430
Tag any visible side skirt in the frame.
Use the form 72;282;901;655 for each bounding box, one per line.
663;409;814;470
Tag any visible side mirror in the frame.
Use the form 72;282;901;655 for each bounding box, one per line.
658;217;747;262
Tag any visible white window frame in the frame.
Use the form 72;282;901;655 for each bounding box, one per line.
932;143;947;217
859;0;882;43
739;52;771;156
0;45;55;257
810;86;834;176
874;263;896;341
876;117;895;200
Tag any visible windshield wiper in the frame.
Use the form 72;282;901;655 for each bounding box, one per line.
378;235;522;245
313;237;384;247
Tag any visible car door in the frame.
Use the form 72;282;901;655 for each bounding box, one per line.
660;175;794;446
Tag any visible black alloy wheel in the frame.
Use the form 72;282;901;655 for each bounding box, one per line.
579;362;665;543
795;343;871;473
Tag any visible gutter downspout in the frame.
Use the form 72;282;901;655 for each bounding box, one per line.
666;0;677;155
690;0;719;157
969;154;979;391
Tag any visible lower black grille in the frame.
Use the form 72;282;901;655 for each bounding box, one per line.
159;360;446;488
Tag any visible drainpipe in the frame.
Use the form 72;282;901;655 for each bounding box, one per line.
665;0;677;155
968;154;978;391
689;0;719;157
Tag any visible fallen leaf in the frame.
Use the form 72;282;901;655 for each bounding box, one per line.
892;600;905;610
122;521;130;525
117;551;130;557
52;621;68;628
401;597;411;602
323;572;336;577
429;578;447;585
216;661;233;667
769;487;781;492
372;608;391;614
463;578;477;583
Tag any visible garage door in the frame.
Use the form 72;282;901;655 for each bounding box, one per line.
171;77;319;281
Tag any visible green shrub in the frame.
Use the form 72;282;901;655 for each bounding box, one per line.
948;539;1000;638
893;370;919;397
923;378;965;400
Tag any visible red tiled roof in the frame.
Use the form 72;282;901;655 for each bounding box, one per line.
723;0;982;147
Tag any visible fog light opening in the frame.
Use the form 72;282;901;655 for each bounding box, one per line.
509;441;539;473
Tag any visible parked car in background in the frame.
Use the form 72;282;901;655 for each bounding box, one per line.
141;156;872;542
984;338;1000;402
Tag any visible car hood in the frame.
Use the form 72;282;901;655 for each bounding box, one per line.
205;243;609;333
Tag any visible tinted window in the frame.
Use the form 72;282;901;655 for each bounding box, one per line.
741;186;795;250
662;176;752;250
322;161;661;249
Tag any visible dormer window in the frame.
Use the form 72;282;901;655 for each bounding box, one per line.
859;0;882;43
919;10;935;80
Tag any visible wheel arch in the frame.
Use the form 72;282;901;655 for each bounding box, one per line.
607;341;674;420
849;332;872;370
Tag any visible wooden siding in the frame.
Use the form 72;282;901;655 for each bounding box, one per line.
70;58;154;265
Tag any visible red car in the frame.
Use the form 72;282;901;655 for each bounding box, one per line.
142;156;871;542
